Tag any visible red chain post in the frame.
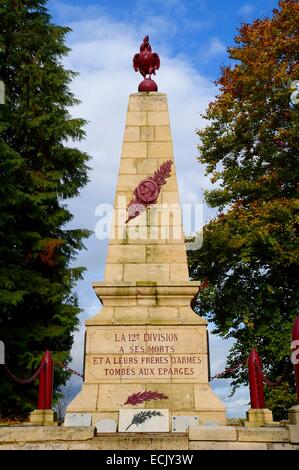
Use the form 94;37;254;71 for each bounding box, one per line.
292;315;299;404
37;350;54;410
248;348;265;409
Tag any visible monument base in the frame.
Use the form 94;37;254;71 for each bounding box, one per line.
1;424;298;450
65;382;226;427
66;282;226;426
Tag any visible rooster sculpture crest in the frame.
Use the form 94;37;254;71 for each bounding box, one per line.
133;35;160;92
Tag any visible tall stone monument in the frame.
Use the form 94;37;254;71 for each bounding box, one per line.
66;37;226;428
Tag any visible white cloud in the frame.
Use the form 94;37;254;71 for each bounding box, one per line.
238;4;255;18
56;6;247;417
201;37;226;59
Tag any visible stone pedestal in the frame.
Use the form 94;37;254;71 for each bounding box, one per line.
245;408;273;427
30;409;57;426
288;405;299;425
66;92;226;426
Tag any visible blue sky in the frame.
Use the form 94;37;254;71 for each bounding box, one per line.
46;1;279;417
49;0;276;77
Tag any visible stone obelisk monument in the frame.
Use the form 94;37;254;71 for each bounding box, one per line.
66;37;225;428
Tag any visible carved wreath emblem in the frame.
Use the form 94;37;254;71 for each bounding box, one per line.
126;160;173;223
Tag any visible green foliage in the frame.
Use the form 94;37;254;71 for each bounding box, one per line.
265;382;297;421
0;0;90;418
188;0;299;419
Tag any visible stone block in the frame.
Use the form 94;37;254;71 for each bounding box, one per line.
129;93;168;112
148;205;182;227
166;233;184;244
172;416;200;432
30;409;57;426
162;191;180;204
137;297;157;306
155;126;171;141
104;264;124;281
97;384;145;410
178;307;207;327
114;191;133;207
288;405;299;425
229;442;268;450
121;142;147;158
148;111;170;126
85;308;114;325
113;306;148;323
170;263;189;282
189;441;230;450
267;442;299;450
189;425;237;441
88;434;188;450
124;263;170;282
237;426;289;442
124;126;140;142
135;158;159;175
117;174;145;191
193;384;227;414
141;126;155;141
102;295;138;307
95;419;117;433
111;208;130;226
119;408;169;432
148;142;173;159
289;425;299;444
106;245;146;263
146;245;187;263
119;158;137;174
64;413;92;427
145;384;194;410
126;111;147;126
245;408;273;426
67;442;93;450
0;426;44;443
66;384;99;412
43;426;95;441
148;306;179;323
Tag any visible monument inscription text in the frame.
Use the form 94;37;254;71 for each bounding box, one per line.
85;327;207;382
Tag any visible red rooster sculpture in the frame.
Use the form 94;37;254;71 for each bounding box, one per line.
133;36;160;92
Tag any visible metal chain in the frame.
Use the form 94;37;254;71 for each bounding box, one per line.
57;362;83;379
253;359;288;387
210;358;247;380
211;356;288;388
0;361;45;385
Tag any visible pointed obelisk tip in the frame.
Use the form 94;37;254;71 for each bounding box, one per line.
132;36;160;92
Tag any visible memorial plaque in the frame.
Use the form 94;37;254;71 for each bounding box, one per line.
95;419;117;433
172;415;200;432
64;413;92;427
119;409;169;433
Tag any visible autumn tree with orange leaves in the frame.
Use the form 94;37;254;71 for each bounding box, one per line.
188;0;299;419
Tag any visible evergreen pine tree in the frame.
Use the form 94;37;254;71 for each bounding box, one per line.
0;0;90;418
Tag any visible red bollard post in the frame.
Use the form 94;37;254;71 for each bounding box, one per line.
292;315;299;404
248;348;265;409
37;350;54;410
